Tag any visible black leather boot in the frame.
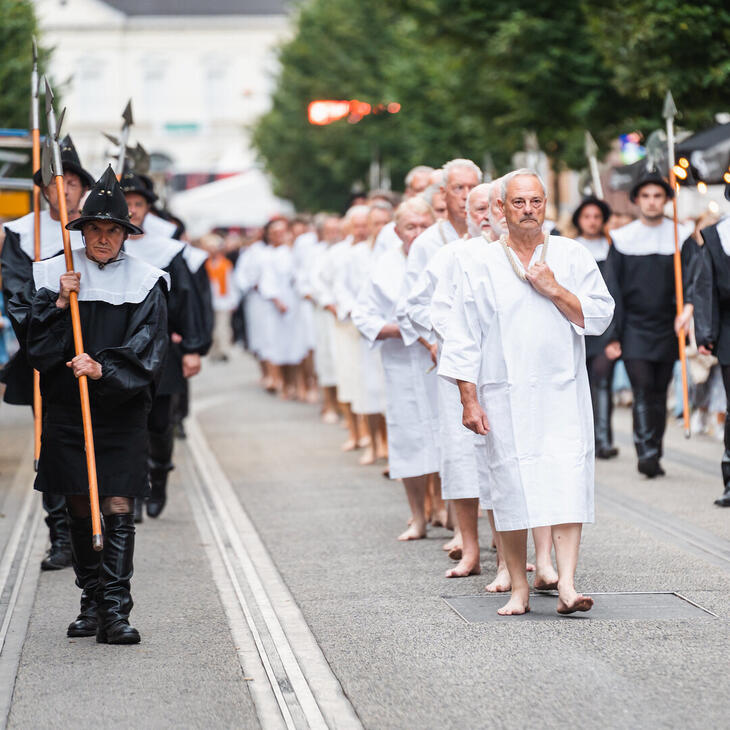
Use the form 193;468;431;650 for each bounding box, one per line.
41;493;72;571
633;388;662;478
146;427;174;518
96;513;140;645
67;514;101;637
593;379;618;459
717;422;730;506
133;498;144;524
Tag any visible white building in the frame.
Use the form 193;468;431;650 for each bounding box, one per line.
34;0;290;180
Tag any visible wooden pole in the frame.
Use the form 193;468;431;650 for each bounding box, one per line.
30;47;42;471
53;176;103;550
45;78;103;550
664;93;691;438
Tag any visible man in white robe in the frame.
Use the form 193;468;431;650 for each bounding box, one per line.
439;169;614;615
352;198;439;539
397;159;481;531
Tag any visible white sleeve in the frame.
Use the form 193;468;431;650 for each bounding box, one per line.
565;244;615;337
437;263;483;384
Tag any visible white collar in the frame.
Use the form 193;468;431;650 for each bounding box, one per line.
33;248;170;305
4;210;83;261
124;234;185;270
716;217;730;256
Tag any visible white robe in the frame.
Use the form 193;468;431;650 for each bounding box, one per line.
336;241;386;414
234;240;271;358
397;219;460;346
352;247;440;479
404;237;492;503
438;235;614;531
259;245;309;366
305;241;338;387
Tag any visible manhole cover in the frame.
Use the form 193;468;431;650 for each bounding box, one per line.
443;592;717;622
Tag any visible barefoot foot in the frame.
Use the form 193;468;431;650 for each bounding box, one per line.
445;557;481;578
340;438;358;452
497;590;530;616
430;508;449;528
442;535;461;552
447;546;463;561
534;565;559;591
398;524;426;541
358;447;376;465
484;567;511;593
557;589;594;615
526;562;536;573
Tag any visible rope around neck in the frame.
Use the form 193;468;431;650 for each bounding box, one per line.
499;233;549;282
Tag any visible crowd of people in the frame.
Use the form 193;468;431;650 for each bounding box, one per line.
1;142;729;637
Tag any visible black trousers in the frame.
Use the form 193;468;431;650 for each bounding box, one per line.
147;395;174;471
587;353;616;450
624;359;675;462
720;365;730;487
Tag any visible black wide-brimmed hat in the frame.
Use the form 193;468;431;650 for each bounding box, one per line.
119;168;158;204
66;165;144;235
33;134;95;189
629;167;674;202
572;196;612;234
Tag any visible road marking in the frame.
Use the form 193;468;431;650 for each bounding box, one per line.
0;444;44;730
596;483;730;573
185;414;363;730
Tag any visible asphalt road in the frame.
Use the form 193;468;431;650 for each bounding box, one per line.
1;350;728;729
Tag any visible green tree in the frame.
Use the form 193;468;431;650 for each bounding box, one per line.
0;0;50;130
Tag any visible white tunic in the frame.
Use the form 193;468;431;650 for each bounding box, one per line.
304;241;337;387
372;221;402;260
439;236;614;530
404;237;491;503
351;247;440;478
234;240;271;358
397;219;460;345
337;241;386;414
258;245;309;366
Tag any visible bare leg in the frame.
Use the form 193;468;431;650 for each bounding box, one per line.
532;525;559;590
356;415;371;448
485;510;510;592
340;403;359;451
359;414;379;465
496;529;530;615
445;498;481;577
375;414;388;460
429;474;449;527
553;523;593;614
398;476;428;541
322;386;339;422
442;502;461;552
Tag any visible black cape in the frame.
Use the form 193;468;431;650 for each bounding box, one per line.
10;251;170;497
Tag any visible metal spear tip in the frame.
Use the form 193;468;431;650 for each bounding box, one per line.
584;130;598;157
56;107;66;139
41;137;53;186
102;131;120;146
122;99;134;127
663;90;678;120
44;76;54;113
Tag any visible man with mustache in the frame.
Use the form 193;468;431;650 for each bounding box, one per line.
439;169;614;615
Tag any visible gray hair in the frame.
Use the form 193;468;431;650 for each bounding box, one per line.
442;158;483;186
394;197;435;227
405;165;435;188
420;184;443;207
465;182;492;216
345;204;371;221
500;168;547;201
369;199;394;214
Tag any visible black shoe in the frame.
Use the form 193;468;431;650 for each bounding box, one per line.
67;514;100;637
41;544;72;571
96;513;141;645
133;498;144;524
146;465;169;519
173;423;187;440
714;486;730;507
596;446;619;460
638;457;665;478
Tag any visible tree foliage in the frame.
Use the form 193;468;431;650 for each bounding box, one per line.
253;0;730;211
0;0;51;130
